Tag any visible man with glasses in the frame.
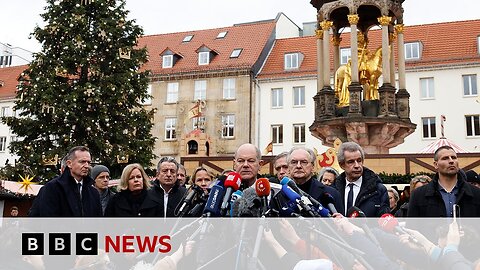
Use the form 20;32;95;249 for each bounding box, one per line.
287;147;342;214
151;156;187;217
335;142;389;217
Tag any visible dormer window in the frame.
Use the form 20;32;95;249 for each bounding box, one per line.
196;46;217;66
198;52;209;65
217;31;228;39
162;55;173;68
161;49;182;68
230;48;242;58
183;35;194;42
284;53;302;70
405;42;421;60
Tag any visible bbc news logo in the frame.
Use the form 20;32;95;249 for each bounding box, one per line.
22;233;171;255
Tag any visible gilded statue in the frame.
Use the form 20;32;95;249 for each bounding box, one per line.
334;34;383;107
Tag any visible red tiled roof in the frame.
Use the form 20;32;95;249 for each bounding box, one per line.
138;20;276;75
258;19;480;79
0;65;27;99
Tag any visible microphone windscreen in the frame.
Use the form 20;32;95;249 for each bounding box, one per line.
232;187;261;217
378;213;397;232
255;178;271;197
347;206;366;218
224;172;241;190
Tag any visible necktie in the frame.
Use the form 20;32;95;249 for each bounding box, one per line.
346;183;354;214
77;182;82;200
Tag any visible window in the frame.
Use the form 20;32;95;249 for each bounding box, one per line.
0;137;6;152
284;53;299;69
142;85;152;105
271;88;283;108
1;106;11;117
183;35;193;42
421;117;436;138
162;55;173;68
223;78;235;100
221;115;235;138
165;118;176;140
463;74;478;96
230;49;242;58
193;116;206;132
166;82;179;103
217;31;228;39
198;52;209;65
420;78;435;99
293;124;306;144
271;125;283;144
466;115;480;137
293;86;305;106
340;48;351;65
194;80;207;100
405;42;420;60
478;36;480;55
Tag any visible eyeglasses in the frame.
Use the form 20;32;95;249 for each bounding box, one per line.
289;160;311;167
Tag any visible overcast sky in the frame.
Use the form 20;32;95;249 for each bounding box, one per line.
1;0;479;53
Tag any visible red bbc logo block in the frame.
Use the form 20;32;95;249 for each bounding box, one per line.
22;233;98;255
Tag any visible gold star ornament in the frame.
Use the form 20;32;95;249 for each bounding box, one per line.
18;175;37;193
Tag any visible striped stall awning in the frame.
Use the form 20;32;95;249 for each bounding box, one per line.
420;137;469;154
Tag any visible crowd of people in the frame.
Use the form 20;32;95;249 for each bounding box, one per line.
2;143;480;269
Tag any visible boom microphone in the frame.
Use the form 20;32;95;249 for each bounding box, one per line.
347;206;380;246
220;172;242;216
378;213;418;243
255;178;271;216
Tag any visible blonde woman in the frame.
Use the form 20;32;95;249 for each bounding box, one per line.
105;163;162;217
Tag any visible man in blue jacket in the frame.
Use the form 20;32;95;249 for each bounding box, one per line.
335;142;389;217
30;146;102;217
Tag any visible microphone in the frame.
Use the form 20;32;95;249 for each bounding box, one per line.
176;184;203;217
280;176;329;217
321;192;338;215
202;184;225;217
347;206;381;246
378;213;418;243
232;187;262;217
281;184;318;217
255;178;271;216
220;172;242;216
229;190;243;217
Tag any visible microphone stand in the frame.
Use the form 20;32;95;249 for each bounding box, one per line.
248;216;267;270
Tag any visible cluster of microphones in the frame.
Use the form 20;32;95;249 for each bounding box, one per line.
175;173;418;240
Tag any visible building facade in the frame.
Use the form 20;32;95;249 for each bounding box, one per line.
257;20;480;154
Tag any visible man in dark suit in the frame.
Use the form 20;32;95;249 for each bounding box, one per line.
335;142;389;217
151;156;187;217
408;145;480;217
287;147;343;214
30;146;102;217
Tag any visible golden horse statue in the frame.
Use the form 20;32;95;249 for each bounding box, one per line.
334;46;383;107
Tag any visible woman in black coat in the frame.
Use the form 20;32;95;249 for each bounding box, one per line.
105;163;162;217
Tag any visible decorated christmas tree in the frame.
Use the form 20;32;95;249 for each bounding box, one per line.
2;0;156;182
